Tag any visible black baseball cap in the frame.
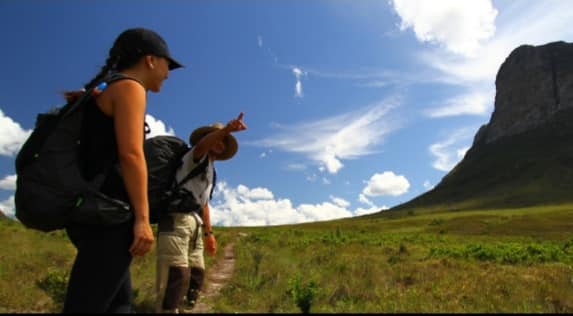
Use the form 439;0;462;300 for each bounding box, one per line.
117;27;184;70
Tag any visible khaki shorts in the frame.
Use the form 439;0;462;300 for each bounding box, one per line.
155;212;204;312
156;212;205;269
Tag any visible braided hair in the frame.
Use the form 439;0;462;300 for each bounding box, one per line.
82;55;118;92
64;30;145;102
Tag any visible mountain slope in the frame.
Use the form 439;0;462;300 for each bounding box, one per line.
387;41;573;214
394;107;573;213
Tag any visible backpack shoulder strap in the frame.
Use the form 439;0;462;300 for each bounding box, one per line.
61;73;144;120
209;167;216;200
173;153;210;190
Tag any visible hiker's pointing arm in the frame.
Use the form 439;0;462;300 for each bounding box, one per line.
108;80;154;256
193;112;247;160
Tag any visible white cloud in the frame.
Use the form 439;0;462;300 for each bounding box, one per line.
358;193;375;207
292;67;304;98
0;174;17;191
423;180;434;190
392;1;573;123
362;171;410;197
354;206;388;216
249;98;400;174
429;128;474;172
210;181;386;226
257;35;263;48
259;149;273;159
0;195;15;218
425;89;494;118
236;184;274;200
391;0;498;57
145;114;175;139
424;1;573;84
295;81;303;98
0;108;32;157
297;202;353;222
306;173;317;182
410;1;573;119
286;163;306;171
330;195;350;208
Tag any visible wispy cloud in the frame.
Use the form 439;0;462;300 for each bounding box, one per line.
257;34;279;64
286;163;306;171
423;180;434;190
330;195;350;208
249;98;401;174
429;127;475;172
292;67;305;98
358;193;375;207
0;108;31;157
425;89;494;118
211;181;383;226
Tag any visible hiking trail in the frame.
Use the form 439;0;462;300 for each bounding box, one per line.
189;241;237;313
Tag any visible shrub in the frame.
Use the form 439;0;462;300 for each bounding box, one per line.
287;275;319;313
36;269;69;308
428;242;571;264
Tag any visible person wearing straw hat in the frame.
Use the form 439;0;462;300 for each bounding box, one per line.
155;112;247;313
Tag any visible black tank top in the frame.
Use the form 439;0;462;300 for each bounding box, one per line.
79;77;143;203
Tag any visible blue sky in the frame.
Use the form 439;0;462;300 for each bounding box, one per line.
1;0;572;226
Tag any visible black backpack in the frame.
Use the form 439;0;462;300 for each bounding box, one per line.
14;74;133;232
144;135;216;223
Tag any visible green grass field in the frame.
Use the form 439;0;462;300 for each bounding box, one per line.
2;203;572;313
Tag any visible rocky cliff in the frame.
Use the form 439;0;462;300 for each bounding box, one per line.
392;41;573;212
474;41;573;145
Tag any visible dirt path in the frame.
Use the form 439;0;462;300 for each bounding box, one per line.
189;242;236;313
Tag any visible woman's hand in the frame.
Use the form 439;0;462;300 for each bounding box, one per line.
129;219;155;256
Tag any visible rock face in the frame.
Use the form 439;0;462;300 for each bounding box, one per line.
474;41;573;145
391;41;573;212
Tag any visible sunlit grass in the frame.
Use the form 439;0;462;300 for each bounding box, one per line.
2;203;573;313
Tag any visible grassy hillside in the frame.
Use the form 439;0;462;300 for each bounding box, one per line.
208;204;573;313
0;216;231;313
2;110;573;312
2;204;573;313
390;108;573;214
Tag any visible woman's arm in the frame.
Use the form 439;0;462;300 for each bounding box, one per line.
107;80;155;256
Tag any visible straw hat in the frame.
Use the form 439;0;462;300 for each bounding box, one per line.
189;123;238;160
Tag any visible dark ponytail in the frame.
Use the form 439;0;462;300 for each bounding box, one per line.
63;54;118;103
83;54;119;90
63;28;145;103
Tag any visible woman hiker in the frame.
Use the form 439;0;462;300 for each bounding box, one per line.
62;27;183;313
